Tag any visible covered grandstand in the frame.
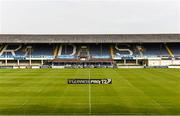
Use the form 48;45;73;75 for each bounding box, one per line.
0;34;180;68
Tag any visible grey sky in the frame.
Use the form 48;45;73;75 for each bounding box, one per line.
0;0;180;34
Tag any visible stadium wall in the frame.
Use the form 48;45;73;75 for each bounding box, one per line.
148;59;180;66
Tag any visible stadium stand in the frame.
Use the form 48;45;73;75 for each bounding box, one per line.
169;43;180;57
0;34;180;68
90;44;111;59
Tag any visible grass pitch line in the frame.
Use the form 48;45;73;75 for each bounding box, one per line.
88;69;92;114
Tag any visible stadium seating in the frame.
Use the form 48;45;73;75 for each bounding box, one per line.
60;45;74;55
114;44;135;59
0;43;180;60
169;43;180;57
89;44;111;59
0;44;54;59
142;44;169;57
31;44;53;58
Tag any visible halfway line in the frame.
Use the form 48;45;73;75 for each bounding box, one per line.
88;69;91;114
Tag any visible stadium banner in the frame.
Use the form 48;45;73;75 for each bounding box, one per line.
68;79;112;84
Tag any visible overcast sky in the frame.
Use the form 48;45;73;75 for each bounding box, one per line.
0;0;180;34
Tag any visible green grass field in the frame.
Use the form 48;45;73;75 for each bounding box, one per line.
0;68;180;115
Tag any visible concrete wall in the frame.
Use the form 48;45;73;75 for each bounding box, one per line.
148;59;161;66
148;59;180;66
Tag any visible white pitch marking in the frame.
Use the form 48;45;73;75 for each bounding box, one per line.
88;69;91;114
